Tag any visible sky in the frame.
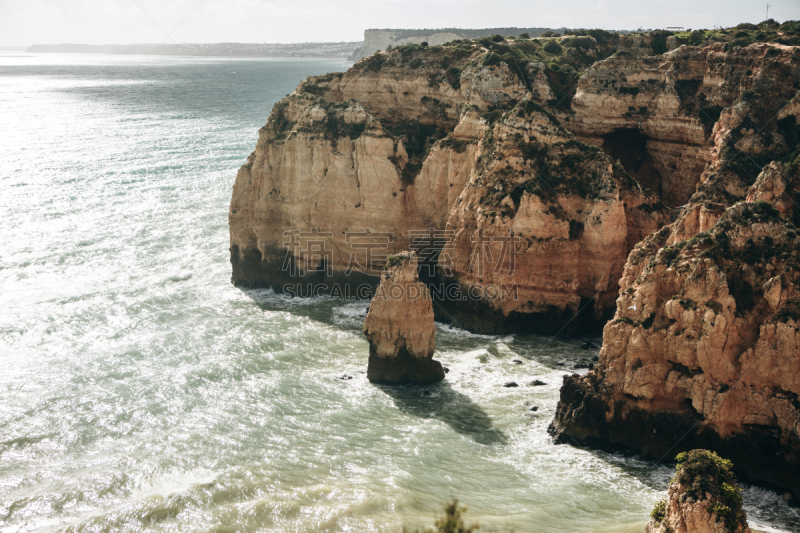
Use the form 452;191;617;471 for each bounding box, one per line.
1;0;799;47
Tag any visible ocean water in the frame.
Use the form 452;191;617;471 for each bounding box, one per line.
0;52;798;533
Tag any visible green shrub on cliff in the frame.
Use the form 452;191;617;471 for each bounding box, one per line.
543;41;563;54
673;450;748;532
650;499;667;523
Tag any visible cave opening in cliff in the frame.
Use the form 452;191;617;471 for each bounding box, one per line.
602;128;663;200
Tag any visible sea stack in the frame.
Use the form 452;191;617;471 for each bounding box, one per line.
646;450;751;533
363;252;444;385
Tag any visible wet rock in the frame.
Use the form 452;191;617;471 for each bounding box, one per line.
443;367;450;374
529;380;547;386
573;360;591;369
338;375;353;380
512;359;523;365
529;406;539;411
504;382;518;387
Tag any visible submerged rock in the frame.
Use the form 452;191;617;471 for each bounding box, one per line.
646;450;751;533
363;252;444;385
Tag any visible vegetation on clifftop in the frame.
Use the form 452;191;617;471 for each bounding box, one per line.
674;450;748;532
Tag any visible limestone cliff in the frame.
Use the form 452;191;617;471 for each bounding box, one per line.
549;24;800;498
550;164;800;498
229;34;666;333
231;24;800;338
363;252;444;384
231;19;800;501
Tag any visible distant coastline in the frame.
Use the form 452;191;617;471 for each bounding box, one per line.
24;42;362;58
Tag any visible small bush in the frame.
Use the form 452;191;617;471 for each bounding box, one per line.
651;499;667;523
544;41;562;54
519;32;530;39
562;36;595;50
491;34;504;43
482;52;502;67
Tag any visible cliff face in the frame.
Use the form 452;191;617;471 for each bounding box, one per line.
549;34;800;498
570;43;800;207
230;36;668;332
550;164;800;497
438;101;667;333
229;47;507;290
231;30;800;338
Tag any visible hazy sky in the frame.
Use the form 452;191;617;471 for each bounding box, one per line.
1;0;799;46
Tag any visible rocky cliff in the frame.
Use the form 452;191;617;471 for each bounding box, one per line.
230;25;800;335
229;33;668;333
550;23;800;499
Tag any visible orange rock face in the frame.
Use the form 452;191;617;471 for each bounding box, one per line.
437;101;667;333
230;37;800;342
551;163;800;499
551;40;800;500
363;252;444;384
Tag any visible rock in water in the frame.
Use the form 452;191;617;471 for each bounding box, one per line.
646;450;751;533
363;252;444;385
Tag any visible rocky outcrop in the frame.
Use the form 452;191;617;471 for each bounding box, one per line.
229;46;497;290
363;252;444;384
231;22;800;498
550;162;800;498
646;450;751;533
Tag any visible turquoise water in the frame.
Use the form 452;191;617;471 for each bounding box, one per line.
0;53;797;533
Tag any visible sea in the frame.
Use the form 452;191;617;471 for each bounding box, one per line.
1;52;798;533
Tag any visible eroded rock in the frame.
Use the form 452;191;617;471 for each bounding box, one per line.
363;252;444;384
646;450;751;533
550;164;800;500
